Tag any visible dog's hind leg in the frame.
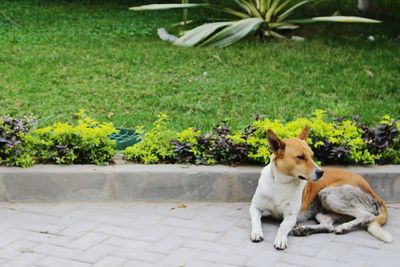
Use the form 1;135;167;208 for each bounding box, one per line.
292;213;336;236
318;185;378;235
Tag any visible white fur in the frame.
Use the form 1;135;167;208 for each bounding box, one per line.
368;222;393;243
249;162;307;249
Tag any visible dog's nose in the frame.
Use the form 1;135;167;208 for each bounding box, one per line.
316;169;324;179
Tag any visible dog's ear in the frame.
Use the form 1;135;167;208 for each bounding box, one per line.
298;126;309;140
267;129;285;153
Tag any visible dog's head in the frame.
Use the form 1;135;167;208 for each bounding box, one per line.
267;126;324;182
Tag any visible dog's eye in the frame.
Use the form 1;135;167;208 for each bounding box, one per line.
297;155;305;160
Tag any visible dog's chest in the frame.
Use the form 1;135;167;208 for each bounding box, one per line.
262;183;301;218
254;166;306;219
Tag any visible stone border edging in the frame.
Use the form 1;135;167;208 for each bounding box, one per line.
0;164;399;202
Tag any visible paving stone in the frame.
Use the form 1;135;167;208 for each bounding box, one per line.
245;250;281;267
38;256;91;267
73;244;116;263
173;228;220;241
136;225;176;242
2;252;44;267
15;212;59;225
112;247;165;262
59;221;99;238
194;251;248;266
129;214;165;230
67;232;109;250
89;214;133;227
279;254;337;267
217;235;246;247
0;220;18;234
121;260;165;267
186;259;236;267
0;203;399;267
161;217;207;230
33;244;81;259
161;247;199;266
94;225;139;239
102;237;151;249
284;244;319;257
17;221;65;235
273;263;301;267
330;230;384;249
0;229;30;248
24;232;73;246
184;239;234;253
92;256;128;267
193;205;229;222
165;205;199;219
145;235;186;254
0;240;37;260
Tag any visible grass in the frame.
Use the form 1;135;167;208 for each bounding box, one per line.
0;0;399;131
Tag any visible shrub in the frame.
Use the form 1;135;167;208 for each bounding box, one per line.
27;111;117;165
127;110;396;166
245;110;378;165
123;113;177;164
173;125;250;165
0;115;36;167
359;115;400;164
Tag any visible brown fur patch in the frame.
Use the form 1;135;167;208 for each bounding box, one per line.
273;138;317;180
301;168;388;226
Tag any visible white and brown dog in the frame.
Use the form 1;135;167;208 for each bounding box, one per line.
249;127;392;250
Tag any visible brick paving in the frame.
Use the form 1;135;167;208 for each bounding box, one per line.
0;202;399;267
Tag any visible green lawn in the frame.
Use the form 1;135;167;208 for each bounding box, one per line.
0;0;399;130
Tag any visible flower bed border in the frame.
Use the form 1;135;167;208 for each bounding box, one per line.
0;164;399;203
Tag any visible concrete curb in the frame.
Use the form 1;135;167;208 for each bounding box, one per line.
0;164;399;202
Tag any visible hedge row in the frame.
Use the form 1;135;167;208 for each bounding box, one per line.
1;110;399;167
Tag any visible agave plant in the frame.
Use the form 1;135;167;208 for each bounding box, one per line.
130;0;380;47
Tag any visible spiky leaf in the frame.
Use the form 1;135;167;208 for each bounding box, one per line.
129;4;208;11
173;22;234;47
200;18;264;47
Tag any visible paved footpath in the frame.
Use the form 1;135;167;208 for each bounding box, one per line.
0;202;399;267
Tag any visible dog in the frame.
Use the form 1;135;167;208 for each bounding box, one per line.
249;127;392;250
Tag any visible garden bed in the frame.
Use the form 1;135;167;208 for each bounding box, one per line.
0;164;399;203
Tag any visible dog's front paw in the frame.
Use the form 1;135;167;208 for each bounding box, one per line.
273;235;288;250
250;230;264;242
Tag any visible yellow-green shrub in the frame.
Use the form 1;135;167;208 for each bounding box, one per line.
247;110;378;165
28;111;117;165
0;115;36;167
123;113;177;164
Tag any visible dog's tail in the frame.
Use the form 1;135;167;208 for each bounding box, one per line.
367;195;393;243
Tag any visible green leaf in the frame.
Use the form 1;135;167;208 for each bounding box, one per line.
220;7;251;19
173;22;233;47
200;18;264;47
129;4;208;11
274;0;295;15
287;16;382;24
277;0;311;22
265;0;281;22
234;0;262;18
